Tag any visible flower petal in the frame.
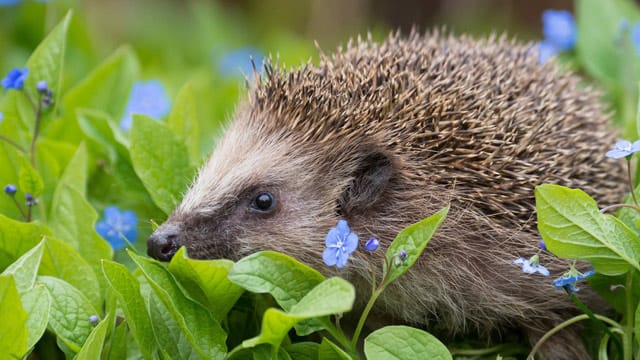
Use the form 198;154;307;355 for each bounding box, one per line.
325;227;340;247
322;247;338;266
343;232;359;254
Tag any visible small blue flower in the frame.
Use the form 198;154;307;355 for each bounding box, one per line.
542;10;577;52
364;237;380;251
2;68;28;90
537;40;560;64
36;80;48;93
120;80;171;131
0;0;20;6
96;206;138;250
553;269;595;292
631;23;640;55
217;47;264;78
323;220;358;268
539;240;547;251
513;255;550;276
605;140;640;159
4;184;16;195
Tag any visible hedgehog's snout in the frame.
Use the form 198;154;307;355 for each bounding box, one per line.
147;223;180;261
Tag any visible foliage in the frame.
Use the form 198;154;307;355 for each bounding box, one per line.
2;0;640;359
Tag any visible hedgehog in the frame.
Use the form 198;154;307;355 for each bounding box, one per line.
147;31;626;359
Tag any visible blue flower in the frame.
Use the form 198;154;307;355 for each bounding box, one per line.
542;10;577;51
0;0;20;6
364;237;380;251
2;68;28;90
631;23;640;55
553;269;595;292
4;184;16;195
217;47;264;78
120;80;171;131
539;239;547;251
96;206;138;250
605;140;640;159
323;220;358;268
537;40;560;64
513;255;550;276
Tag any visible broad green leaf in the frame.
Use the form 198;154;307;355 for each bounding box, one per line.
536;184;640;275
130;252;226;359
0;275;28;358
168;82;200;164
384;206;449;285
364;326;452;360
52;142;88;199
77;109;128;162
63;46;139;119
75;314;111;360
108;321;129;360
18;156;44;197
23;11;72;103
240;277;354;352
130;114;194;215
636;302;640;347
228;250;327;335
35;139;77;211
168;247;243;320
21;284;50;351
284;342;320;360
39;276;98;353
1;239;45;292
318;338;352;360
39;236;102;310
229;251;324;310
48;185;113;285
145;287;200;360
101;260;156;360
0;214;51;270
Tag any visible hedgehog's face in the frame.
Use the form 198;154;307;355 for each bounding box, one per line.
147;113;396;265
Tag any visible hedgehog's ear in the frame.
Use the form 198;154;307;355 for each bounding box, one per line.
338;150;394;215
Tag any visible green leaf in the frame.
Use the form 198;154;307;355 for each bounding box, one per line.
77;109;128;162
364;326;452;360
129;252;227;359
39;236;102;310
62;46;139;119
536;184;640;275
384;206;449;285
107;321;129;360
318;338;352;360
145;285;200;360
636;302;640;347
229;251;324;310
0;275;28;358
168;247;243;320
0;214;51;270
284;342;320;360
1;239;45;293
228;251;327;335
18;156;44;197
21;284;50;351
23;11;72;103
130;114;194;215
75;314;111;360
101;260;156;360
240;277;354;352
168;82;201;164
52;142;88;199
39;276;98;353
49;170;113;276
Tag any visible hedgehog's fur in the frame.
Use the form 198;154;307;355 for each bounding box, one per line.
150;31;626;359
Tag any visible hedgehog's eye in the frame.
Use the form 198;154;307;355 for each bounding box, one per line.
251;191;276;212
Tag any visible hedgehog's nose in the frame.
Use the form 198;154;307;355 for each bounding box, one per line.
147;224;180;261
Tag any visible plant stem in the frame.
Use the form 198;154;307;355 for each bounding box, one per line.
351;287;384;349
567;289;623;355
624;271;634;360
527;314;623;360
30;97;43;168
627;159;639;207
11;197;27;220
322;319;356;356
600;203;640;214
0;135;26;153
